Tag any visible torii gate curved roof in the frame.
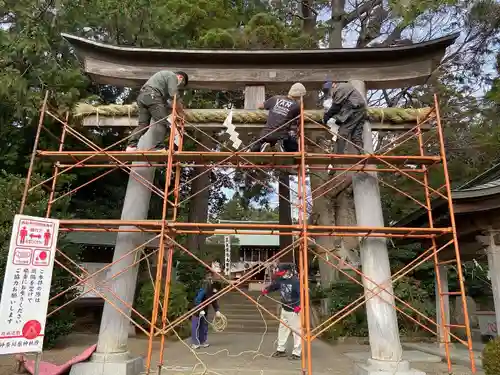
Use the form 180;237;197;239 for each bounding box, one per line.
61;33;459;90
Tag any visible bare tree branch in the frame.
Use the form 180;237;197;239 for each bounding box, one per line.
342;0;383;27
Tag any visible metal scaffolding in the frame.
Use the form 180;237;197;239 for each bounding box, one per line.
20;91;476;374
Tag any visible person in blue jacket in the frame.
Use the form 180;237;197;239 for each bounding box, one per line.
191;280;222;349
262;263;302;360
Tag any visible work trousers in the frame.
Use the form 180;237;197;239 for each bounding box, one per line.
250;128;298;152
128;86;172;147
277;308;302;356
334;107;366;155
191;316;209;345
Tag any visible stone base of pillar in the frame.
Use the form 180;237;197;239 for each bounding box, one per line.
354;358;426;375
70;352;144;375
128;323;137;337
437;342;455;349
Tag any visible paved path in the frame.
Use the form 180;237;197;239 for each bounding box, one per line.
0;333;481;375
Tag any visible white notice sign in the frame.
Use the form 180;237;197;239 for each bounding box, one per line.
0;215;59;354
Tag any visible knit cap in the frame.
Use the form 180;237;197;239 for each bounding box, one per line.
288;83;306;98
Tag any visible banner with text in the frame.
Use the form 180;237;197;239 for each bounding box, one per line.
0;215;60;354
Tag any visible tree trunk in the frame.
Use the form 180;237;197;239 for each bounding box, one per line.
309;138;340;286
186;165;210;253
329;0;346;49
308;0;360;286
279;172;293;261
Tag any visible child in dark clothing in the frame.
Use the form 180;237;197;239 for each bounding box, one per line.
191;280;222;349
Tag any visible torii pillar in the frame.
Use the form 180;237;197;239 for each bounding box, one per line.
70;124;166;375
350;80;424;375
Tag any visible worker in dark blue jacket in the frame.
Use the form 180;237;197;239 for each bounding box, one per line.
191;280;222;349
262;264;302;359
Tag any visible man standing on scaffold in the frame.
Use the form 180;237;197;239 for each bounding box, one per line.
249;83;307;153
262;264;302;360
322;81;366;154
126;70;189;152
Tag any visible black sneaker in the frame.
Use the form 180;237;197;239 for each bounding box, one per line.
289;354;301;360
271;351;287;358
260;142;270;152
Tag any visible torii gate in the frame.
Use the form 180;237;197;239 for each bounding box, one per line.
61;32;459;375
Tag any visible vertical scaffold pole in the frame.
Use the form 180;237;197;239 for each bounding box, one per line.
21;90;50;214
416;108;452;371
158;112;184;371
46;112;69;218
298;98;313;375
434;94;476;373
146;95;179;373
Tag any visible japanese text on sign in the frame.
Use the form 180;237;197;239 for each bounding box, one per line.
0;215;59;354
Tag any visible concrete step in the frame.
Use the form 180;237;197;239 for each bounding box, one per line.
222;304;278;312
222;327;278;334
224;321;277;328
218;292;281;332
221;299;278;306
219;299;276;306
223;311;278;319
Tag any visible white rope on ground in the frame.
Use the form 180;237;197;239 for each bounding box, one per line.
144;255;404;375
195;295;272;360
204;312;228;333
143;252;273;375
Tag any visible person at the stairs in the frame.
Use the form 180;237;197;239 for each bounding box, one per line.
261;264;302;360
191;280;222;349
126;70;188;152
249;83;306;152
322;81;367;154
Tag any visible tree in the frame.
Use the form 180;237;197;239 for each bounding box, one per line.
286;0;500;285
216;194;280;222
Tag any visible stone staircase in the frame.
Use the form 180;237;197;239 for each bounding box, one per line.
218;290;280;334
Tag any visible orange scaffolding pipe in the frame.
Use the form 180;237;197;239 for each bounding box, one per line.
16;91;476;375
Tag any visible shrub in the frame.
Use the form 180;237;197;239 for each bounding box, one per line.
393;276;436;336
322;281;368;339
135;280;190;338
317;275;436;341
483;337;500;375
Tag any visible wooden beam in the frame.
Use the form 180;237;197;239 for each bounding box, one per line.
37;150;441;166
84;57;435;90
61;32;460;90
81;116;428;132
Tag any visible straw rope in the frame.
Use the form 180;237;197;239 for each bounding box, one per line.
73;103;431;124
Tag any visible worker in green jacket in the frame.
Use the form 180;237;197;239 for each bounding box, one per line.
126;70;188;152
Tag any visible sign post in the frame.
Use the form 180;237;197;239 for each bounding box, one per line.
0;215;59;355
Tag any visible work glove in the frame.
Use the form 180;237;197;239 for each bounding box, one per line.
293;306;301;314
261;289;268;295
199;310;206;317
215;311;222;318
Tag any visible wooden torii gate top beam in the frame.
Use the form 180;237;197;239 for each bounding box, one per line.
62;33;459;90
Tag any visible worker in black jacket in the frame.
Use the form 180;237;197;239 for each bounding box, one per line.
322;81;367;155
262;264;301;360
